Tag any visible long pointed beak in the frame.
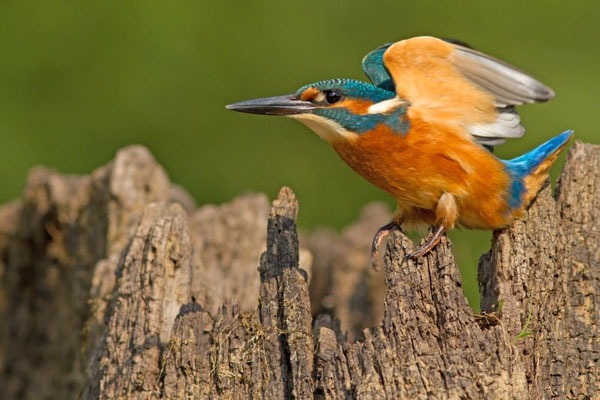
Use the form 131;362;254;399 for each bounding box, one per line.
226;94;315;116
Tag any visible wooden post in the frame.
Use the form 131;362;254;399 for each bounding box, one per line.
0;142;597;399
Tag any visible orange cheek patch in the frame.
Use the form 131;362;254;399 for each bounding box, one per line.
300;87;319;101
333;99;374;114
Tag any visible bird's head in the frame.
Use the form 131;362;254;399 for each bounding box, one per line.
226;79;409;142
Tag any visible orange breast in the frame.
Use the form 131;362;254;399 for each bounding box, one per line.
331;117;514;230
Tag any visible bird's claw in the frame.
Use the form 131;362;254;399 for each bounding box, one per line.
370;246;383;271
402;225;447;264
370;255;380;271
401;252;415;265
371;223;446;268
370;221;400;270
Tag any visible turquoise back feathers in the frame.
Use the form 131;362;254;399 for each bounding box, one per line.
362;43;395;91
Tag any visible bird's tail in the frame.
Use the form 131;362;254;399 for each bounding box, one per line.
502;130;573;210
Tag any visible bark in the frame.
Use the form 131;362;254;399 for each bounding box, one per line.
0;141;597;399
302;203;390;337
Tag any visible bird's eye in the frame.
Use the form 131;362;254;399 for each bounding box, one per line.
325;90;342;104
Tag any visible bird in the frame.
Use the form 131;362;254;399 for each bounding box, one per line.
226;36;572;263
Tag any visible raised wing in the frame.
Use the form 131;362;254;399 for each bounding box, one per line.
362;39;474;91
377;36;554;146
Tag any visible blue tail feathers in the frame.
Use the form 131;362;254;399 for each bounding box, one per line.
502;130;573;208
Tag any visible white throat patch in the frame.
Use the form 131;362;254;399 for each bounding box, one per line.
288;114;357;142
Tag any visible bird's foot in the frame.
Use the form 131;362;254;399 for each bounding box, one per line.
402;225;446;264
370;221;400;270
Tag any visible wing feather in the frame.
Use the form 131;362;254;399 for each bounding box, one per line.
452;45;555;106
469;107;524;146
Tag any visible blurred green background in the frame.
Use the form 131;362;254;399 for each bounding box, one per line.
0;1;597;309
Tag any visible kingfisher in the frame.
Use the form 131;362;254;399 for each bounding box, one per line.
227;36;572;263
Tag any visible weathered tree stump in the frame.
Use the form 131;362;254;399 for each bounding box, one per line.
0;142;597;399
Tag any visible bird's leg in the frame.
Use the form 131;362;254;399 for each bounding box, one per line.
403;192;455;261
404;225;446;261
370;221;400;268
